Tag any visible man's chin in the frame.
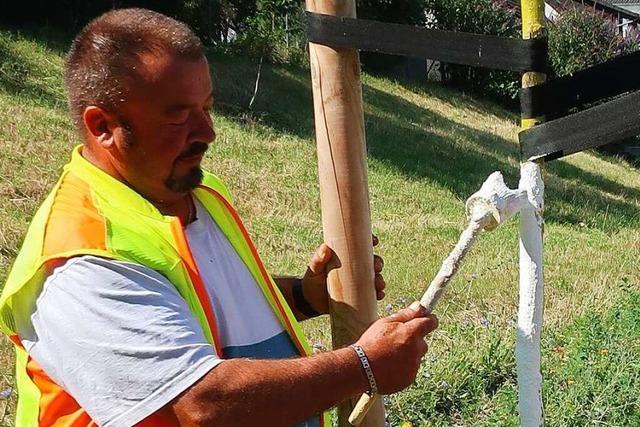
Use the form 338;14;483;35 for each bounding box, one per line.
165;167;204;193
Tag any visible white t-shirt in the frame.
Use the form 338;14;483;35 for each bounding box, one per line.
17;200;319;427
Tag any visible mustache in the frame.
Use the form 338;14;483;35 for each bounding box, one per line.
178;142;209;159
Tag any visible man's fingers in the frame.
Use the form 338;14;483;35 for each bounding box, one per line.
376;290;385;300
307;243;332;275
387;303;428;323
373;255;384;273
374;274;385;294
417;338;429;358
372;234;379;247
405;314;439;337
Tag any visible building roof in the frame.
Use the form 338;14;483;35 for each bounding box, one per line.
506;0;640;21
582;0;640;19
611;0;640;5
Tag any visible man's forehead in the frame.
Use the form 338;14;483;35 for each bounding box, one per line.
128;52;212;103
135;52;210;84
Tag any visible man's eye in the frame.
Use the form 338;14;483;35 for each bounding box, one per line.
168;113;189;125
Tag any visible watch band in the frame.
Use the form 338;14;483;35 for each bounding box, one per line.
292;278;321;318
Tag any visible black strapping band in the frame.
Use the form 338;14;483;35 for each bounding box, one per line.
520;50;640;119
519;89;640;161
306;12;547;72
520;84;548;120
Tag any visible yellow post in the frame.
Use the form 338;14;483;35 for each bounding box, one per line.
520;0;546;129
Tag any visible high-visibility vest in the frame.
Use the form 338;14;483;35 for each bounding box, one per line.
0;146;329;426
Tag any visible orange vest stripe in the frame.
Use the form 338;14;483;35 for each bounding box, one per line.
169;220;224;356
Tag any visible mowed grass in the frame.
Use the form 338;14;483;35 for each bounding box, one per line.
1;27;639;426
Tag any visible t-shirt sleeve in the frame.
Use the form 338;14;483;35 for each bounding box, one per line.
17;255;223;427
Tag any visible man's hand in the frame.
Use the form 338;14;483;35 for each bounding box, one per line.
167;304;436;427
356;303;438;394
302;235;386;315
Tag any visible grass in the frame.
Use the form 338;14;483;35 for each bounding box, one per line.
1;26;639;426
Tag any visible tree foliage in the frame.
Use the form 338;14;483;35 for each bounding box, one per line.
424;0;521;102
235;0;307;64
358;0;427;25
548;6;639;77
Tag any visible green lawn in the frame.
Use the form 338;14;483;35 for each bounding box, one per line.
1;27;639;426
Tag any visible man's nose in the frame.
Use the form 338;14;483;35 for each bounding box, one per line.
191;110;216;144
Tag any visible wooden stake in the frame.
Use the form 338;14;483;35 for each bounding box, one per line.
305;1;384;426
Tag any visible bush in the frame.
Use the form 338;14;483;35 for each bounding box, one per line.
548;6;639;77
235;0;307;65
424;0;521;103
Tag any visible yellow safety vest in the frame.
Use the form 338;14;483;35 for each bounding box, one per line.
0;146;328;426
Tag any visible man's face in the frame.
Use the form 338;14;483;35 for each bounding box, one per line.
109;54;215;204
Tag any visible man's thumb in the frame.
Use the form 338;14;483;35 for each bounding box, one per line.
387;301;427;323
307;244;332;275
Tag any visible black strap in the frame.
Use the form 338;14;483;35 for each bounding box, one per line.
520;50;640;119
306;12;547;72
520;84;548;120
292;278;321;318
519;89;640;161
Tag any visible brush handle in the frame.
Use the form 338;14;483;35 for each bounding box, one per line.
348;211;493;425
348;393;379;425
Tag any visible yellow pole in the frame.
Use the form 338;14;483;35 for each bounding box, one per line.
305;1;385;426
520;0;546;129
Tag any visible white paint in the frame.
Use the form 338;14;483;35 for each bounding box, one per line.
465;172;528;231
351;171;528;425
517;161;545;427
421;172;528;312
419;208;492;312
351;170;544;426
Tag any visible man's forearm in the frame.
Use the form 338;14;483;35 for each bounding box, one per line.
171;347;368;426
274;276;319;321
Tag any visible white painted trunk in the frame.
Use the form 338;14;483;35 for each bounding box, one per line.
517;161;545;427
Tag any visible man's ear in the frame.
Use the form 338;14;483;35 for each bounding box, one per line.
83;106;117;149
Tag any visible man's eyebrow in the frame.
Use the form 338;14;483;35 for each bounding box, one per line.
166;91;214;113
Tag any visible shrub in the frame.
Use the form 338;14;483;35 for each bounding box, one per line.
424;0;521;103
235;0;307;65
548;7;640;157
548;6;639;77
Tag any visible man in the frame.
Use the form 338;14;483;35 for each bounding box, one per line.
0;8;437;426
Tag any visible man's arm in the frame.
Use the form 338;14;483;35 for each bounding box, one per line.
167;305;437;427
168;347;364;426
22;256;435;426
275;241;386;321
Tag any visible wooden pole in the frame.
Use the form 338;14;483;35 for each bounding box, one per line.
305;1;384;426
518;0;546;425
